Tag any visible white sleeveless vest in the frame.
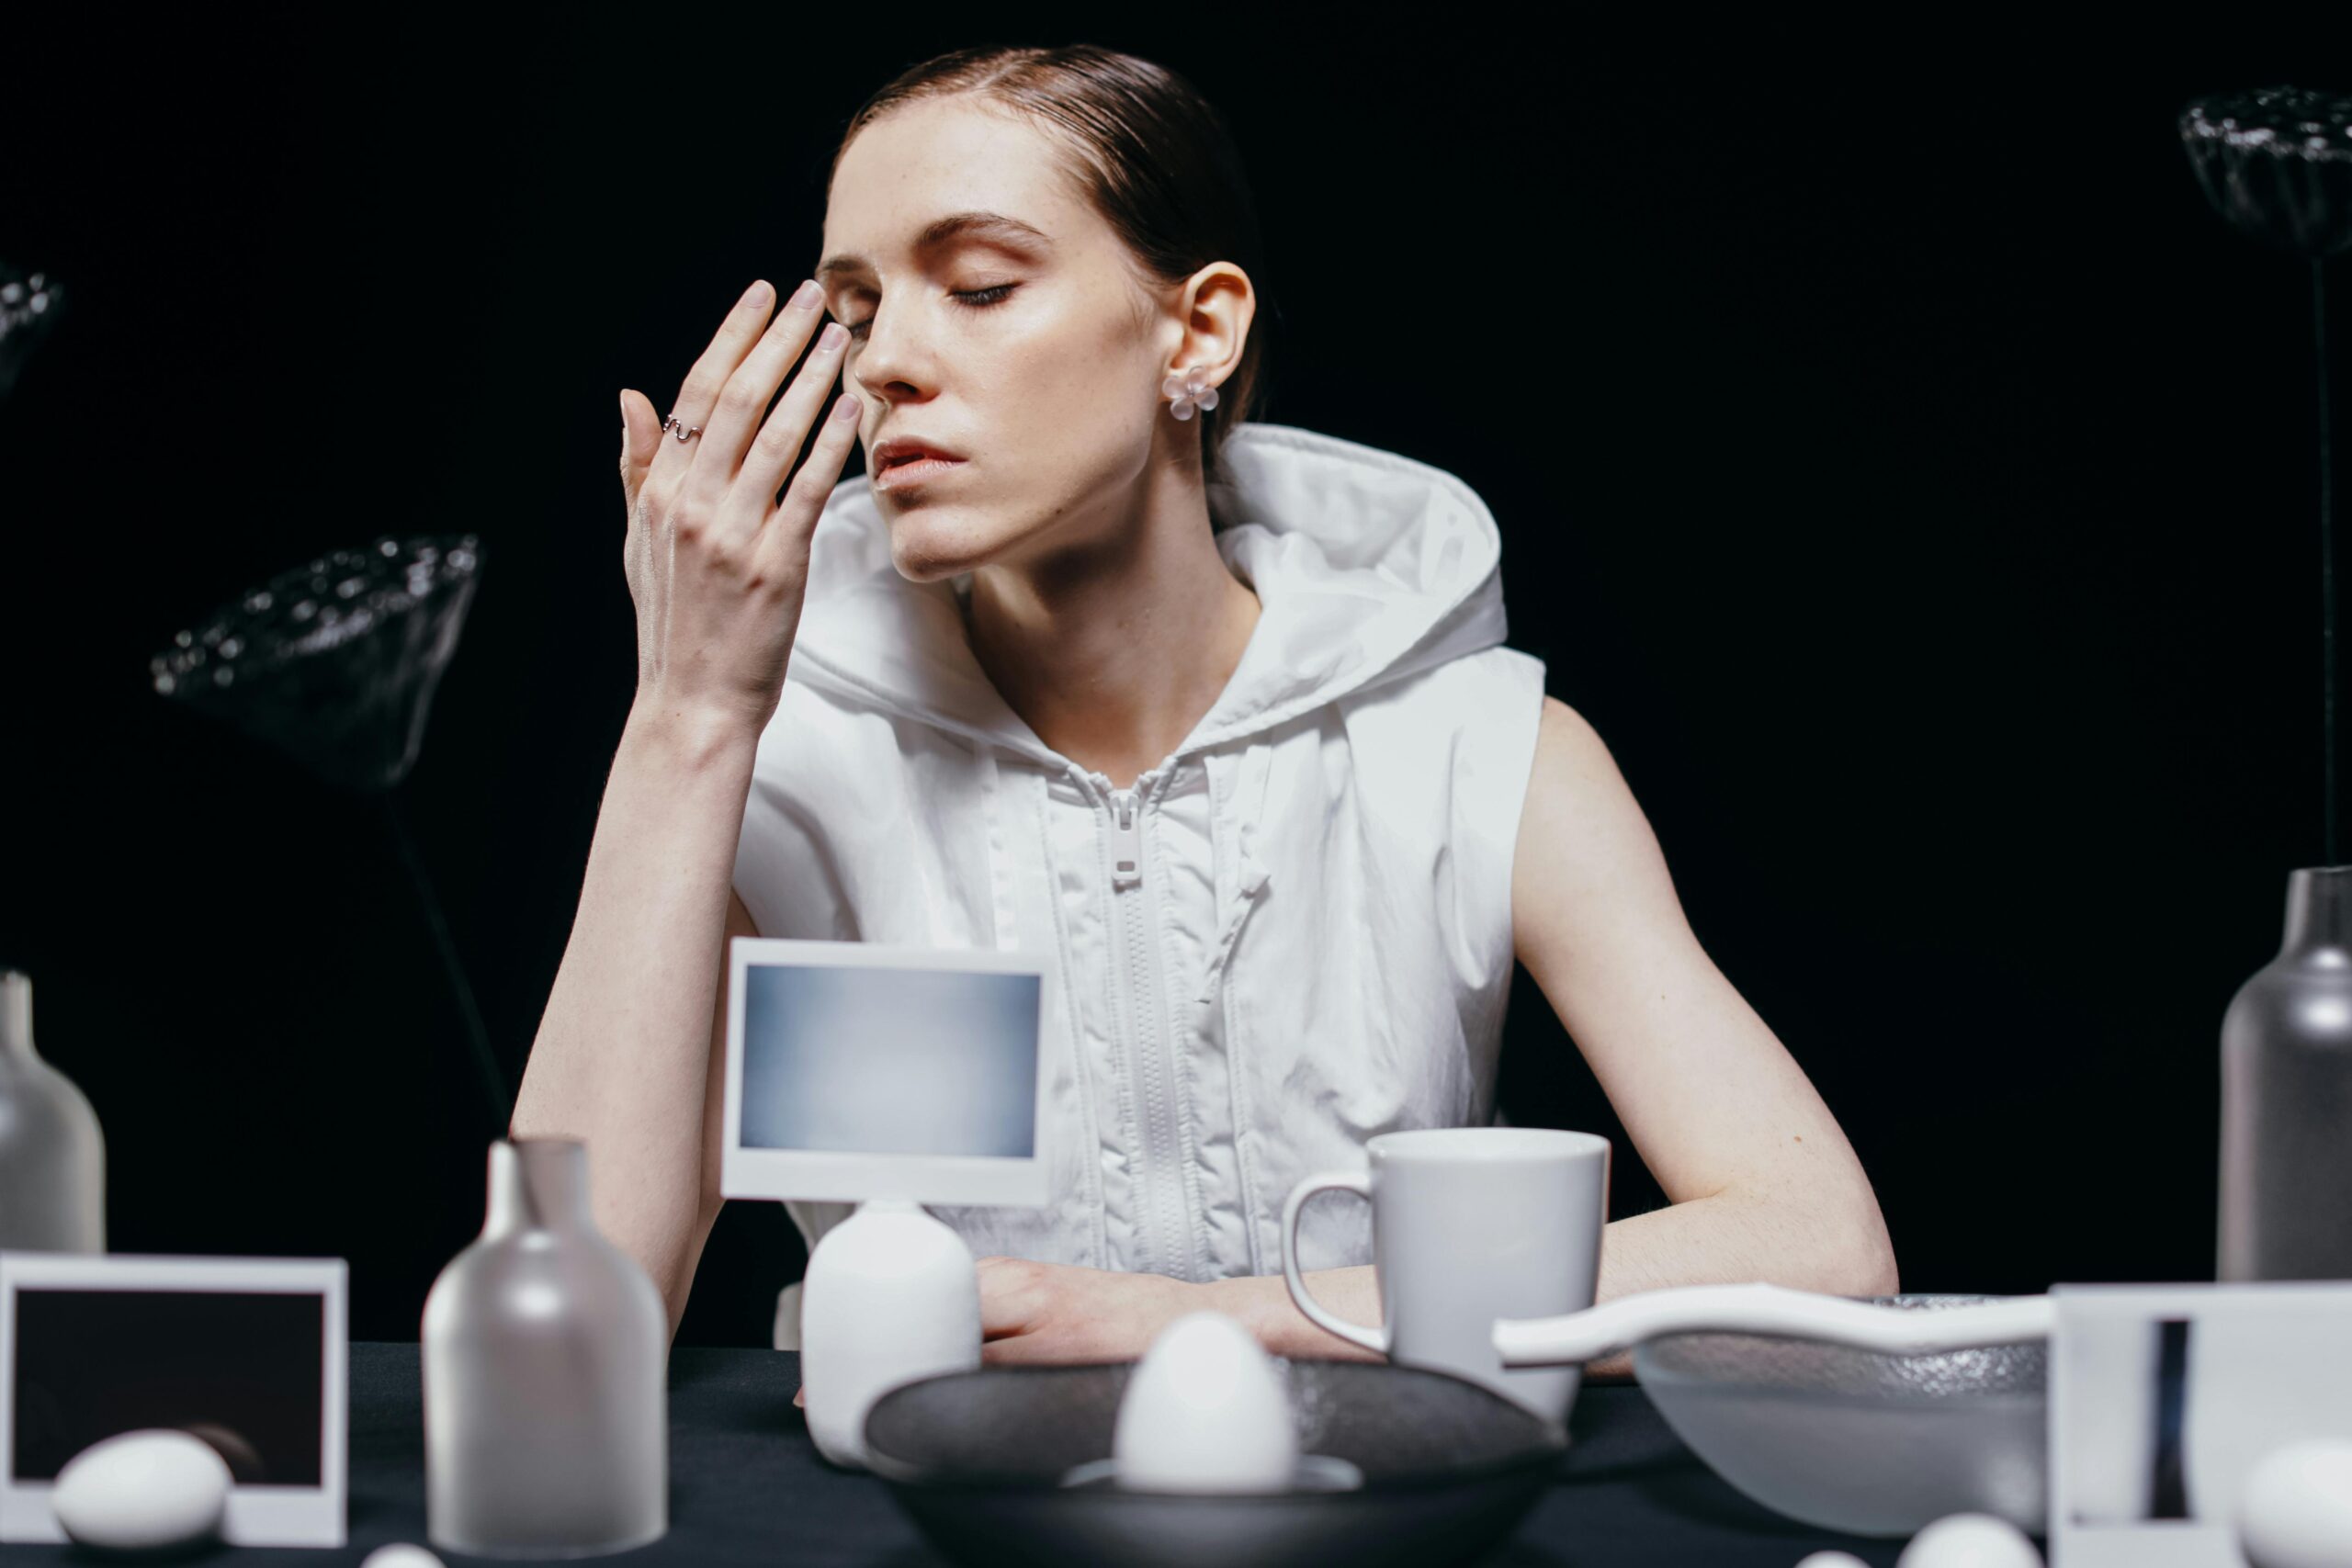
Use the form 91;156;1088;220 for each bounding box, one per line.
731;423;1546;1337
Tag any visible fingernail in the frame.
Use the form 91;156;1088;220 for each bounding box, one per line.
832;392;861;424
790;278;822;310
741;279;772;309
820;321;846;351
618;389;630;429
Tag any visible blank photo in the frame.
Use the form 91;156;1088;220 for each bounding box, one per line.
740;962;1039;1158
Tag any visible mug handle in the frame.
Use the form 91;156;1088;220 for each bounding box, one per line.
1280;1169;1389;1357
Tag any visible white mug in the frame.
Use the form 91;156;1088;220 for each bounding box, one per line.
1280;1127;1610;1426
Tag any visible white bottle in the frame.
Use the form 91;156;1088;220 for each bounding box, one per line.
0;971;106;1252
797;1198;981;1469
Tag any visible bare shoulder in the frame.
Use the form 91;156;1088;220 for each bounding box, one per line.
1518;695;1642;846
1511;696;1693;972
1529;694;1611;784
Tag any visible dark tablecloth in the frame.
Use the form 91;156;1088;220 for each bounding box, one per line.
13;1342;1918;1565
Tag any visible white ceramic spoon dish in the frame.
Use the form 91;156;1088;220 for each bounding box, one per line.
1492;1281;2055;1366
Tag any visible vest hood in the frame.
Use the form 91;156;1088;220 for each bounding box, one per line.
786;422;1512;765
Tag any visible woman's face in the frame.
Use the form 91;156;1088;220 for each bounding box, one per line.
820;96;1189;583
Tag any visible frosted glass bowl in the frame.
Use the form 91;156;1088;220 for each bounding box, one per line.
1632;1292;2046;1539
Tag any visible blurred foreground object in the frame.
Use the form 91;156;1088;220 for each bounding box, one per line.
798;1198;981;1471
422;1139;667;1558
0;972;105;1252
0;264;63;400
51;1430;231;1554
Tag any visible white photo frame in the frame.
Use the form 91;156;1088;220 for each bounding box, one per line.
2050;1280;2352;1568
0;1251;348;1549
721;937;1050;1208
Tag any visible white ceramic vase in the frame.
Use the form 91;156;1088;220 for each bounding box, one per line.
422;1138;668;1556
798;1198;981;1469
0;971;105;1253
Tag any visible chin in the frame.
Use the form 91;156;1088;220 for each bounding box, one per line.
886;508;1003;583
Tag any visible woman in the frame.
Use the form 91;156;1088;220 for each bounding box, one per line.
511;43;1897;1382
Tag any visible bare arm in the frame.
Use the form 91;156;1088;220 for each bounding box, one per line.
509;726;761;1344
1506;696;1897;1370
509;273;862;1344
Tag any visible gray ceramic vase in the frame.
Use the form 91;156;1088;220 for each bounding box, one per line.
0;972;105;1253
422;1138;668;1557
2220;866;2352;1280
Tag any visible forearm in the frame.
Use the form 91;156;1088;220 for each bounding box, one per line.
510;701;759;1323
1207;1265;1386;1365
1567;1186;1897;1375
1212;1188;1896;1381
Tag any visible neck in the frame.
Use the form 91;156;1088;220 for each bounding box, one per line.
0;973;34;1062
963;452;1260;792
481;1138;594;1239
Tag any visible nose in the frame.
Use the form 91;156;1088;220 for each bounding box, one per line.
844;298;934;410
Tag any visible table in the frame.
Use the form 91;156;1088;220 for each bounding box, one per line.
13;1343;1926;1566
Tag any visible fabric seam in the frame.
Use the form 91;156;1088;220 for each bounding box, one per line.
1146;764;1211;1281
1035;768;1111;1270
1214;750;1268;1279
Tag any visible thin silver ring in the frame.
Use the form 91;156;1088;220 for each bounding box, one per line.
662;414;702;442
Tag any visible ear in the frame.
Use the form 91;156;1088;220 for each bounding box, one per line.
1170;263;1255;389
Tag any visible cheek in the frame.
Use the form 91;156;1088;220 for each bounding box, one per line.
1020;322;1138;411
992;310;1159;476
1023;276;1157;409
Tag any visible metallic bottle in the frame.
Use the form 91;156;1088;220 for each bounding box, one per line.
2220;866;2352;1280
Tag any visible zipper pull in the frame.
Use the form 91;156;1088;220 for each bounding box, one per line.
1110;788;1143;889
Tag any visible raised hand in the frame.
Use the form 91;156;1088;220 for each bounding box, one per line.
618;277;862;737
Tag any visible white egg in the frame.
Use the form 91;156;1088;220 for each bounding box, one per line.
2238;1438;2352;1568
1114;1310;1298;1493
51;1428;232;1552
1796;1555;1872;1568
360;1545;447;1568
1895;1512;2043;1568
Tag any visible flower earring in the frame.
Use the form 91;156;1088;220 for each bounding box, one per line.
1162;366;1220;422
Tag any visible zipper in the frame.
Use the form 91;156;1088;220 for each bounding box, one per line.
1094;772;1200;1281
1109;789;1143;890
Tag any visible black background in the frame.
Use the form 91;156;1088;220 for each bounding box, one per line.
3;13;2346;1346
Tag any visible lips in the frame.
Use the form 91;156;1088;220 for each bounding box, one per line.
873;436;966;469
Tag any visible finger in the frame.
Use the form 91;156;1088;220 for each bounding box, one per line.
618;388;662;519
688;279;831;518
980;1334;1058;1367
792;1386;805;1409
978;1282;1042;1342
648;278;781;494
729;320;851;522
756;389;864;574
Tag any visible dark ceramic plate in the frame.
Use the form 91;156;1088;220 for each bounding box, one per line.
862;1359;1566;1568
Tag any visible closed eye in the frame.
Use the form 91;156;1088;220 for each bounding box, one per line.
843;284;1018;342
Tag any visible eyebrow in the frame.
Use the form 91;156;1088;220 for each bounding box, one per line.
817;210;1054;282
